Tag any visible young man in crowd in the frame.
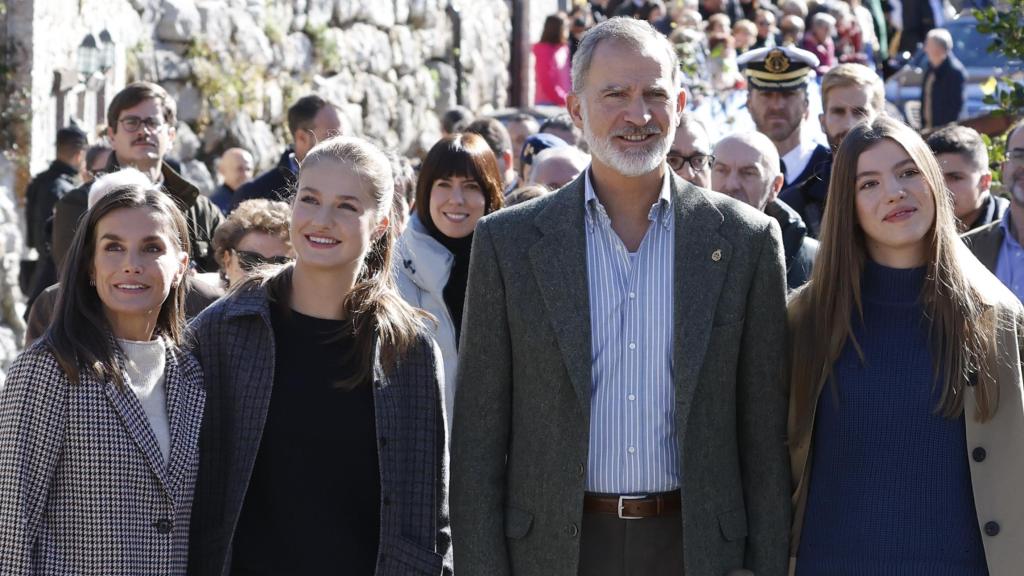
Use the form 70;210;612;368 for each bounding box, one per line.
927;125;1007;233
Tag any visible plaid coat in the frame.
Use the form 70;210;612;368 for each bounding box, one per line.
0;340;205;575
187;280;452;576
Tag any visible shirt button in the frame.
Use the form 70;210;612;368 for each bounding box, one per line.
627;446;636;454
577;463;585;477
628;394;636;401
628;291;636;299
628;342;636;350
973;447;987;462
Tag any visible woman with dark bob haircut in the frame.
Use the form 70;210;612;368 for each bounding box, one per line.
787;116;1024;574
0;180;203;574
396;132;504;426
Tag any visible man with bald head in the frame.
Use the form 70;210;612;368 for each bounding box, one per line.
713;131;817;289
527;145;590;191
667;112;713;189
211;147;255;213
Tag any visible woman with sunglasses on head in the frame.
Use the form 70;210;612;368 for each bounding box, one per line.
788;116;1024;575
395;133;505;428
207;198;294;289
0;178;202;574
188;136;451;576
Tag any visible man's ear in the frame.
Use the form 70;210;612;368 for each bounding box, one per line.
166;124;177;145
567;92;584;129
373;214;390;241
676;88;687;116
979;171;992;193
771;173;785;197
818;112;826;134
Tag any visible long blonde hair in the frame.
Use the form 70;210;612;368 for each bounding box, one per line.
789;116;996;434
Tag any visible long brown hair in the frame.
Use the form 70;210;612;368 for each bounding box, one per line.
46;185;191;387
260;136;428;388
789;116;996;435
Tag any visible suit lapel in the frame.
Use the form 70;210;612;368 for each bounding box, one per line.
671;177;731;429
164;346;204;496
103;367;171;492
529;178;593;419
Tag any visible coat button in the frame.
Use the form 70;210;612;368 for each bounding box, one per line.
973;447;987;462
984;521;1000;536
154;519;173;534
576;463;585;477
565;523;579;537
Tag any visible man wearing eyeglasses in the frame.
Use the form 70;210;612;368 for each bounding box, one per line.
52;82;223;273
667;112;714;189
963;120;1024;303
712;131;817;290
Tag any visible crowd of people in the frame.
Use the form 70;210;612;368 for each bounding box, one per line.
1;6;1022;576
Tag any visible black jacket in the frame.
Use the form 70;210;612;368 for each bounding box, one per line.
25;160;78;253
779;146;832;239
765;199;818;291
52;154;224;273
922;54;967;129
231;149;297;209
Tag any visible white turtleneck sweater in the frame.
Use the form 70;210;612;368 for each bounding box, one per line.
118;337;170;466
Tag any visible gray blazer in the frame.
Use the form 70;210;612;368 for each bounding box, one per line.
186;277;452;575
451;173;791;576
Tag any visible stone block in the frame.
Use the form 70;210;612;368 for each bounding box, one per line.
283;31;314;72
362;75;399;146
173;121;202;161
390;26;419;75
229;8;275;67
181;159;215;197
394;0;410;25
154;46;193;80
306;0;334;29
197;1;233;45
157;0;202;42
167;82;203;124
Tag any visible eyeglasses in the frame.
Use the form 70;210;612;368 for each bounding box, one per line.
1006;149;1024;163
235;250;292;271
667;153;715;173
118;116;166;133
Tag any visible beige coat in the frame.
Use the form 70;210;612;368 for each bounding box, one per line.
788;249;1024;575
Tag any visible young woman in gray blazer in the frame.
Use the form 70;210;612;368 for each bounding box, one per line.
0;179;203;575
188;136;451;576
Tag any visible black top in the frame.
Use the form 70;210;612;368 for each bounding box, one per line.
429;228;474;345
231;305;380;576
231;148;298;209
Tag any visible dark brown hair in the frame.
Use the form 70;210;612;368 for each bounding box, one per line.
107;82;177;132
540;13;568;45
415;133;505;235
260;136;429;388
46;184;191;387
789;116;996;436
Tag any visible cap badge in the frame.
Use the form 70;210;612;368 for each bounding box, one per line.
765;49;791;74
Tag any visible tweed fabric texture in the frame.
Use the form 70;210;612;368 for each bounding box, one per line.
0;340;205;575
187;280;452;575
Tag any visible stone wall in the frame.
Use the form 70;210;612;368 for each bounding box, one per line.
0;154;25;378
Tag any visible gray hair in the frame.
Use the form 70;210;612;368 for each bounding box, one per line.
88;167;155;209
571;17;679;93
926;28;953;52
299;136;394;221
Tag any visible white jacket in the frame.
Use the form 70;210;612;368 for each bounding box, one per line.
395;215;458;428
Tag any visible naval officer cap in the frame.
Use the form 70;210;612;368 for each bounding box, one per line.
737;45;820;92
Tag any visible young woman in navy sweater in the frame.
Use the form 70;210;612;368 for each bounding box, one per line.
787;115;1024;575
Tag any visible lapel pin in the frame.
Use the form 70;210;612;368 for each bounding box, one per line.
711;249;722;262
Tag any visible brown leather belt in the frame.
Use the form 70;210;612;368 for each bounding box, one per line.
583;491;681;519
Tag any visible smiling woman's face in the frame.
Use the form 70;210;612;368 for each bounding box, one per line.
854;138;935;268
428;175;487;239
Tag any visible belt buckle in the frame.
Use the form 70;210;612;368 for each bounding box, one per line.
617;494;646;520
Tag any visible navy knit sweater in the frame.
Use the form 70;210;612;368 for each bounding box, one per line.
796;261;988;576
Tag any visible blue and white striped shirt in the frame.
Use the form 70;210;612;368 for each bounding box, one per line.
584;169;679;494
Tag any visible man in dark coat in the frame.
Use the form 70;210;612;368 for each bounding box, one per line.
921;27;966;130
231;94;341;208
52;82;223;273
928;125;1008;233
22;125;87;308
713;131;817;290
209;147;254;213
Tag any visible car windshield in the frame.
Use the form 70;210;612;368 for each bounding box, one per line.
947;20;1009;68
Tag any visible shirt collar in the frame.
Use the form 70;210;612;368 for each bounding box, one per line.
781;138;819;185
583;166;673;229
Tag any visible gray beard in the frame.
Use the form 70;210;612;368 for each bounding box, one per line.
581;105;674;178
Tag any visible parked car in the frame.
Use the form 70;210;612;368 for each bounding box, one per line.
885;14;1022;129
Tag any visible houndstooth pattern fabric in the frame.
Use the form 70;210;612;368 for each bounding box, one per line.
187;281;452;576
0;340;205;576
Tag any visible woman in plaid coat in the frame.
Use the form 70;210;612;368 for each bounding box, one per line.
188;136;452;575
0;178;204;575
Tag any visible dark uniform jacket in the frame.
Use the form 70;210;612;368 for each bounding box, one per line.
765;199;818;290
52;153;223;273
230;149;297;209
962;218;1005;273
25;160;78;253
964;194;1009;233
779;146;832;239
